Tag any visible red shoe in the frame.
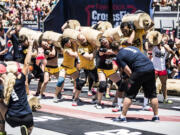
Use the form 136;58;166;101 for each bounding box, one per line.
88;91;93;96
72;100;78;106
109;92;115;97
142;106;152;111
112;106;121;112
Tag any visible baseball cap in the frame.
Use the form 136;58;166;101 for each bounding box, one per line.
0;64;6;74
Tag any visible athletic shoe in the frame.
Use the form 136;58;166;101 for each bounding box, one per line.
20;125;28;135
112;105;121;112
53;97;59;103
105;93;110;99
113;117;127;122
88;91;93;96
95;103;103;109
91;98;97;104
112;102;117;107
72;100;78;106
53;93;63;103
38;94;46;99
152;116;160;122
163;99;173;104
109;92;115;97
34;92;40;97
142;106;152;111
72;95;82;102
57;93;62;99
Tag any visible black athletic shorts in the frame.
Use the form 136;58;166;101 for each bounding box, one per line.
125;70;157;99
79;68;98;82
85;68;98;82
5;113;34;128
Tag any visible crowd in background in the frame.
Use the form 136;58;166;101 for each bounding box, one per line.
0;0;57;27
0;5;180;133
152;0;179;11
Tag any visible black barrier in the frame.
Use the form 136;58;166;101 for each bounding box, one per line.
44;0;153;33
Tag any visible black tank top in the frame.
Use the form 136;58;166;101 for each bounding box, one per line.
96;49;115;70
7;73;32;117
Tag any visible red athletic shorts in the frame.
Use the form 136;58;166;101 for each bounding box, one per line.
155;70;167;76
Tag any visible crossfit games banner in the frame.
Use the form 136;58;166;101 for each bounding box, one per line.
44;0;152;33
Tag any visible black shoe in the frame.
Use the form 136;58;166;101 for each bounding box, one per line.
113;116;127;122
34;92;40;97
91;98;97;104
38;94;46;99
57;93;62;99
77;98;83;102
72;95;75;100
152;116;160;122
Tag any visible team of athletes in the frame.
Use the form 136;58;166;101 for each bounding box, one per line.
0;11;180;135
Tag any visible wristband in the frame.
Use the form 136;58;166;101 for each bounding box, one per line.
44;50;50;55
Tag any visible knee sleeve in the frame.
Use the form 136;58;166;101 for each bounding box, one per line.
0;85;4;98
39;73;44;83
28;74;34;84
0;120;5;124
99;81;107;93
76;78;86;90
116;80;123;92
56;77;65;87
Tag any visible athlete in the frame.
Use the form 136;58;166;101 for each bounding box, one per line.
120;21;152;110
72;34;98;106
38;40;60;99
109;41;159;122
95;36;123;111
147;31;178;104
0;40;34;135
54;37;79;103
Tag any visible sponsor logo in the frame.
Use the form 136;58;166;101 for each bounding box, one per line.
85;4;136;27
23;21;37;25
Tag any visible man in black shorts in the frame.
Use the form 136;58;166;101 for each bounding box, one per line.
109;41;159;122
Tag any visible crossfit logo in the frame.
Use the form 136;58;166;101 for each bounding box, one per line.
85;129;142;135
85;4;137;27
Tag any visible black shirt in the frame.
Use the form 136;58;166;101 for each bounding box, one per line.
7;73;32;117
116;46;154;72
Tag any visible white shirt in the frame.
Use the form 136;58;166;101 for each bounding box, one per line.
152;46;168;71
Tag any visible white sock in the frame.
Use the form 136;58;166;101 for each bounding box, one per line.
120;114;126;118
118;98;122;107
144;97;148;107
154;115;159;117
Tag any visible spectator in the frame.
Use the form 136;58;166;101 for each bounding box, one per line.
0;0;55;27
0;27;8;61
